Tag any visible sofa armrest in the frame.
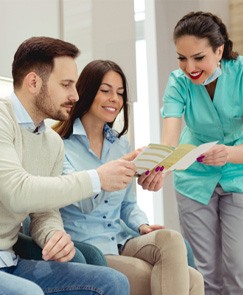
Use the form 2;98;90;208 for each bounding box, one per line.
14;232;87;263
73;240;107;266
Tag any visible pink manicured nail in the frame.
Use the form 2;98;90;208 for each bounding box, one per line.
196;156;205;162
160;166;164;171
145;170;150;175
155;166;160;172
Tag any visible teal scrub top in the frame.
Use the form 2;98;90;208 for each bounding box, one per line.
161;56;243;205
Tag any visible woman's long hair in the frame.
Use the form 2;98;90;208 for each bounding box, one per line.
54;60;129;139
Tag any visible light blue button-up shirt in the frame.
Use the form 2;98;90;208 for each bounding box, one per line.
60;118;148;255
161;56;243;205
9;92;46;132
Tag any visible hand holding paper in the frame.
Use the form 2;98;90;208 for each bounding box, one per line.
133;141;218;175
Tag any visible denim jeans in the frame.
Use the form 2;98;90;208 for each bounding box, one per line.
0;270;44;295
0;258;129;294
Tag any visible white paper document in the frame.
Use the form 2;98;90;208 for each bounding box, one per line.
133;141;218;175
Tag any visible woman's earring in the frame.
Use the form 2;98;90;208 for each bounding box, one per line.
217;60;221;67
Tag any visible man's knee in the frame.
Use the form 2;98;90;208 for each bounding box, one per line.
102;267;130;294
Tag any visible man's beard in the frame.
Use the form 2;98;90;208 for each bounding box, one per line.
35;84;72;122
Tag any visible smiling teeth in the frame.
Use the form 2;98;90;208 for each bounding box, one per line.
104;107;116;112
190;72;201;77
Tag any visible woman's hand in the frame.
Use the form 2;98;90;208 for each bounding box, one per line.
137;166;165;191
139;224;165;235
197;144;229;166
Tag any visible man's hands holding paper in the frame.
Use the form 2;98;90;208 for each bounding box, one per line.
124;148;165;191
96;150;140;192
96;147;164;193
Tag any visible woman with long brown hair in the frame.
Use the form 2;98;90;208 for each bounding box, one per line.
54;60;204;295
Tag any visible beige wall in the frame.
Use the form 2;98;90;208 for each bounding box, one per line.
229;0;243;54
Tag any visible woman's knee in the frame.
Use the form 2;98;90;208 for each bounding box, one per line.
106;255;151;295
153;229;186;252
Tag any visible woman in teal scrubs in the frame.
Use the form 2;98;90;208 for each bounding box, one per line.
161;11;243;294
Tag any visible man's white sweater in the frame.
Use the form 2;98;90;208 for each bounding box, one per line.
0;99;94;251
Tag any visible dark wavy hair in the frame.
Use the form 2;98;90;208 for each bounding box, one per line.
12;36;80;88
54;60;129;139
173;11;238;60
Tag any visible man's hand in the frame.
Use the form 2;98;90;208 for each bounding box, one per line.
137;166;165;191
42;230;75;262
139;224;165;235
97;159;136;191
122;149;143;161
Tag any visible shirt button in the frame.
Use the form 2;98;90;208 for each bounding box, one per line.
108;224;111;227
111;237;115;240
104;200;108;203
103;216;106;219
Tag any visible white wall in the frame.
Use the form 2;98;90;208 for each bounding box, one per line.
0;0;137;144
0;0;61;78
0;0;136;90
62;0;137;142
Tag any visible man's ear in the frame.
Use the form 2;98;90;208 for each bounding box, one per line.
24;72;42;94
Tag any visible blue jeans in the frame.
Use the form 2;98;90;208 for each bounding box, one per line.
1;258;129;294
0;271;44;295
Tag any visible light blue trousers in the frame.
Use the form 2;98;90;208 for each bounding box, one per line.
176;185;243;295
0;271;44;295
0;258;129;295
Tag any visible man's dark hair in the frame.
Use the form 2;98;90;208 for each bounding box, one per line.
12;36;80;88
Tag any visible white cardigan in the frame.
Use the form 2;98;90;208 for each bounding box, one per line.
0;98;94;252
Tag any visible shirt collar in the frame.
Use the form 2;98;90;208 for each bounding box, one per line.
8;92;46;133
73;118;117;143
73;118;87;136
